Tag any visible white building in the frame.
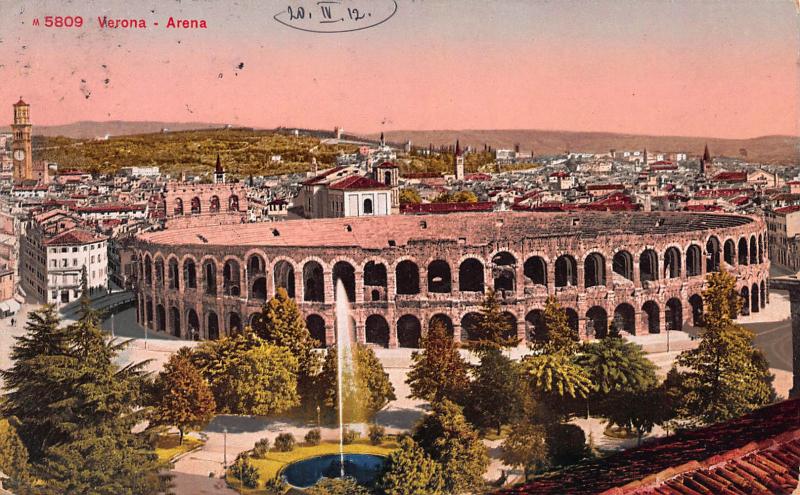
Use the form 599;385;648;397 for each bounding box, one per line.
119;166;160;178
299;165;396;218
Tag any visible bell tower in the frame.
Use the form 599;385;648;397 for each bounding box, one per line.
454;139;465;181
11;98;33;181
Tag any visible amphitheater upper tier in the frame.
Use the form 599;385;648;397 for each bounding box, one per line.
133;211;769;348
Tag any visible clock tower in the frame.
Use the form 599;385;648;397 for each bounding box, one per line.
11;98;33;181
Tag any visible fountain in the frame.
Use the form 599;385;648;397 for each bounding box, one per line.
334;280;354;477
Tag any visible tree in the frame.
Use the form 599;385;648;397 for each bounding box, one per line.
150;351;216;444
500;420;548;480
522;352;591;402
378;436;444;495
535;297;579;355
215;344;300;416
577;332;657;397
451;190;478;203
466;349;524;434
471;289;518;353
603;384;672;445
413;400;489;494
316;345;396;423
399;188;421;205
0;419;29;483
406;319;469;403
305;477;370;495
669;271;775;427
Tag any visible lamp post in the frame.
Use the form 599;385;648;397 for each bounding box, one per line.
316;404;321;429
111;312;115;338
223;427;228;470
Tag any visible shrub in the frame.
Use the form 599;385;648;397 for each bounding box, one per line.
342;427;359;445
305;428;321;446
252;437;270;458
230;454;260;489
368;424;385;445
274;432;296;452
546;423;588;466
264;475;288;495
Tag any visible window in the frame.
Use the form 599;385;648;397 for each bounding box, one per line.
363;198;373;215
72;259;77;266
72;247;78;252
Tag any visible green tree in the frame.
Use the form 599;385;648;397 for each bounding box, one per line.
413;400;489;494
149;351;216;444
406;319;470;403
378;436;444;495
305;477;370;495
534;297;579;355
471;289;518;353
451;190;478;203
669;271;775;427
466;349;524;434
500;420;548;480
604;384;672;445
399;188;422;205
522;352;591;402
0;419;29;482
577;333;657;396
216;344;300;416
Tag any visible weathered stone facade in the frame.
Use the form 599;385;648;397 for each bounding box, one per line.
132;211;769;348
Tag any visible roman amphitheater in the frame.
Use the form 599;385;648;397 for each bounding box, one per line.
133;211;769;348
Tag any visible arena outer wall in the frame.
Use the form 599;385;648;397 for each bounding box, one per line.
132;211;769;348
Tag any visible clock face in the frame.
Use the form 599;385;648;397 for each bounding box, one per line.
13;149;25;161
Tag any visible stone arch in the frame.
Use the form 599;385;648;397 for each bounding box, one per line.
565;307;579;334
642;301;660;334
144;254;153;286
250;277;267;301
758;234;764;264
333;261;356;302
427;260;451;293
584;252;606;288
525;309;546;342
364;260;388;302
209;195;220;213
666;298;683;331
207;311;219;340
305;314;327;348
365;314;390;348
612;303;636;335
706;236;721;273
686;244;702;277
228;194;240;212
723;239;736;266
396;259;420;295
273;259;296;298
459;258;485;293
190;196;201;214
555;254;577;287
612;250;634;281
639;249;658;283
664;246;681;279
183;257;198;289
174;197;184;216
203;259;217;295
228;312;242;335
145;299;153;326
738;237;749;265
223;258;241;296
303;260;325;302
689;294;704;326
156;304;166;332
760;280;766;309
491;251;516;293
154;256;165;286
397;315;422;348
740;286;750;316
586;306;608;339
168;257;180;290
501;311;518;341
460;312;482;342
186;309;200;340
749;235;757;265
751;283;760;313
524;256;547;286
247;253;266;275
429;313;454;337
170;306;181;338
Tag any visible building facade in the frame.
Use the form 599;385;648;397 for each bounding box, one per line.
11;98;33;182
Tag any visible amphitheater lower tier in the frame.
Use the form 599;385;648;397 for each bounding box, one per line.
132;211;770;347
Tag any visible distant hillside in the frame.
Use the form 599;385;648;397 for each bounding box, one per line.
371;129;800;164
1;121;228;139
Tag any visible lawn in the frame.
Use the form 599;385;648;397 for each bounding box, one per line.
154;434;205;463
227;438;399;494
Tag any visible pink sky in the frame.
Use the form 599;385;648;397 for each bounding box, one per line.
0;0;797;138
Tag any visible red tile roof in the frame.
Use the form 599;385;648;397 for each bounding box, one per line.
400;201;494;214
328;175;388;191
43;228;105;246
302;166;350;185
498;399;800;495
587;184;625;191
713;171;748;182
376;162;399;169
775;205;800;214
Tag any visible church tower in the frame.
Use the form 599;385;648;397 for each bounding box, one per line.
11;98;33;181
214;153;226;184
700;143;711;177
454;140;465;181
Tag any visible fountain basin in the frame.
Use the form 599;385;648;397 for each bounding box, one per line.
281;453;386;489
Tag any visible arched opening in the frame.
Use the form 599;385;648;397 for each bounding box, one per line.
429;314;454;338
190;196;201;214
229;313;242;335
459;258;485;293
363;198;373;215
738;238;749;265
396;260;420;295
686;245;702;277
365;315;390;348
145;299;153;326
223;259;241;296
427;260;451;293
724;239;736;266
639;249;658;283
565;308;579;335
303;261;325;302
706;236;721;273
740;286;750;316
144;255;153;286
460;312;482;342
555;255;577;287
154;258;165;286
207;312;219;340
186;309;200;340
250;277;267;301
525;309;547;343
584;252;606;288
168;258;179;290
612;251;634;281
203;261;217;295
174;198;184;216
492;251;516;293
665;298;683;331
383;171;392;186
306;315;327;348
209;195;220;213
664;247;681;279
183;259;197;289
364;261;387;302
248;254;265;275
170;306;181;338
586;306;608;339
689;294;704;326
758;235;764;264
228;195;240;212
501;312;518;341
333;261;356;302
524;256;547;286
749;236;757;265
397;315;422;348
156;304;166;332
760;280;766;309
642;301;660;334
751;283;760;313
273;260;296;298
612;303;636;335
